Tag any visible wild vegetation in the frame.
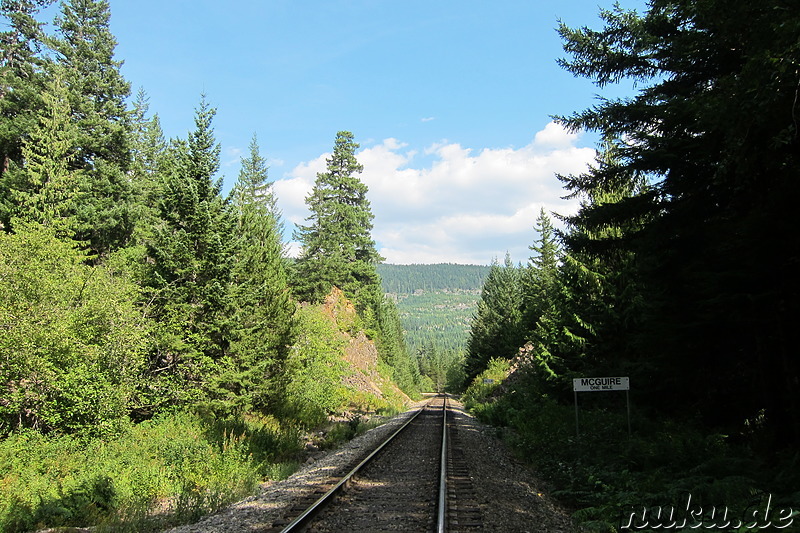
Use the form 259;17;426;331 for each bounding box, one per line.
377;263;490;392
0;2;415;530
3;0;799;531
463;1;800;530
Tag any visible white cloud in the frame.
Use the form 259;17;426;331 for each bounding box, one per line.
272;153;326;226
274;121;596;264
533;120;579;148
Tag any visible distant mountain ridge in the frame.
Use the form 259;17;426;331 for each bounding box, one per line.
377;263;490;355
377;263;490;294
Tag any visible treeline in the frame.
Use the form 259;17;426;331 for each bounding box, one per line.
377;264;488;393
464;0;800;528
396;290;475;392
397;291;476;353
0;2;418;529
377;263;489;294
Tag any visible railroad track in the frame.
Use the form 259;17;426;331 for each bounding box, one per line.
266;395;483;532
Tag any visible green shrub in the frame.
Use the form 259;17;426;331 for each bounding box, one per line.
279;305;350;426
461;358;510;409
0;410;303;532
0;224;149;437
464;384;798;532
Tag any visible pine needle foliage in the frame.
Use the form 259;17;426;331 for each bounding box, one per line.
215;134;295;416
555;0;800;443
292;130;383;305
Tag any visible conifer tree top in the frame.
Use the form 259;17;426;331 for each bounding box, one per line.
293;130;383;303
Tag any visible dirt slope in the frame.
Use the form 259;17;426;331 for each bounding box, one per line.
321;288;410;405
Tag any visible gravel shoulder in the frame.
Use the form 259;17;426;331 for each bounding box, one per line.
164;398;575;533
448;399;575;532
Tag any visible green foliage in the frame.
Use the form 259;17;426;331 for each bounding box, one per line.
214;133;295;416
0;223;148;436
367;288;422;397
4;67;81;238
465;254;525;380
458;1;800;528
0;6;446;531
416;344;465;393
461;358;510;413
289;131;416;396
468;387;799;532
279;305;349;427
0;0;50;228
520;208;561;339
0;410;302;532
377;263;490;293
556;0;800;443
142;96;234;408
292;130;383;304
378;263;488;393
51;0;134;255
127;88;167;246
394;289;480;355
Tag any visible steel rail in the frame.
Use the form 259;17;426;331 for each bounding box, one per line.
279;396;440;532
437;394;448;533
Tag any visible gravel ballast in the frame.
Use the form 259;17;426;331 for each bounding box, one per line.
164;399;576;532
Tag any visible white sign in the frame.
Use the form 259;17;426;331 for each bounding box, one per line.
573;376;629;392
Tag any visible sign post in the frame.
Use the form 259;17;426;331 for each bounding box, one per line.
572;377;631;437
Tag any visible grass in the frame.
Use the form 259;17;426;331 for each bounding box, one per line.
463;370;800;532
0;410;303;532
0;385;409;532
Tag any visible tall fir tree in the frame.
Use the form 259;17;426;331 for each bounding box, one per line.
0;0;51;228
144;96;233;407
291;131;418;394
127;87;167;244
557;0;800;443
215;134;295;415
521;208;561;339
293;130;383;304
51;0;132;255
230;133;283;236
465;253;524;380
7;67;80;238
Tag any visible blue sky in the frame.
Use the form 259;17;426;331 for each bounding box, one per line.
98;0;644;265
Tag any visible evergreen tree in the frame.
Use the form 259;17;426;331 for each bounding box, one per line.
293;130;383;304
7;67;80;237
465;253;524;380
521;208;561;339
371;287;420;393
127;87;167;244
216;134;295;415
144;96;233;407
51;0;132;255
0;0;50;227
557;0;800;443
292;131;418;394
230;133;283;236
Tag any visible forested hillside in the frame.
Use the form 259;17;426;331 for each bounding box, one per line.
377;263;489;293
377;263;489;392
0;3;418;530
377;263;489;354
463;1;800;530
